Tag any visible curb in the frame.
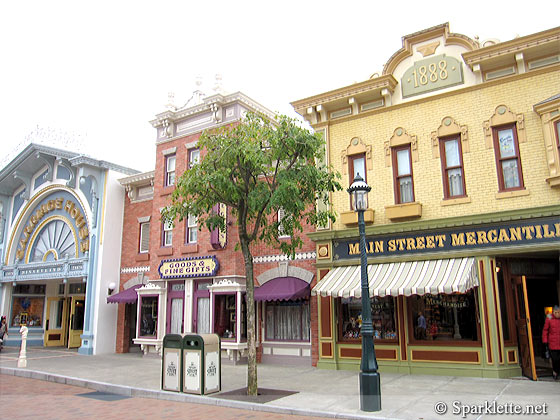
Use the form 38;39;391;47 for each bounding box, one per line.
1;367;393;420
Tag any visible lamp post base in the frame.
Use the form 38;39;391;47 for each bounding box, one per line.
359;371;382;412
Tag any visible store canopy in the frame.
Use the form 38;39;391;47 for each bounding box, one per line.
106;284;141;304
254;277;310;301
312;257;478;298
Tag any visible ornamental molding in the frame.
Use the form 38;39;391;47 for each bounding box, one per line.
253;252;316;264
118;171;155;187
120;266;150;274
150;92;276;129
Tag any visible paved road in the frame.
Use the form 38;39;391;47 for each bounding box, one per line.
0;374;327;420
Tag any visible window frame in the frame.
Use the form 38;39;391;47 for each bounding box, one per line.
277;208;290;239
162;221;173;247
188;148;200;169
492;123;525;192
439;136;467;199
555;119;560;159
139;221;150;253
185;214;197;244
391;144;415;204
348;153;367;209
165;154;176;187
138;294;159;338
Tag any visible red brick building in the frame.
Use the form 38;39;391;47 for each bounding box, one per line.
112;91;318;365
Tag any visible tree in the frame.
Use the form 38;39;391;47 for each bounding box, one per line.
161;112;341;395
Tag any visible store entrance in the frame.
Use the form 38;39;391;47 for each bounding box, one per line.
44;295;85;348
505;256;559;380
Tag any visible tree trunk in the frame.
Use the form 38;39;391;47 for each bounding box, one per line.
239;235;257;396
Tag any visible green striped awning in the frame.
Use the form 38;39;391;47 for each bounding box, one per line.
312;258;478;298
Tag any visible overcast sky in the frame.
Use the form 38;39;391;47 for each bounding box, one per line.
1;1;559;172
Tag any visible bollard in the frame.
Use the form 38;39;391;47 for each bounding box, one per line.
17;325;28;368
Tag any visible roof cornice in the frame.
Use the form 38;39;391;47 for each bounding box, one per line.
118;170;155;186
462;26;560;68
150;91;276;128
290;75;398;114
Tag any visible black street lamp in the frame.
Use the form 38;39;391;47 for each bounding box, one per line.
347;173;381;412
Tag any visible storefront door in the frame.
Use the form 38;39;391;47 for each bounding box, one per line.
512;276;537;380
45;297;68;347
193;281;211;333
166;282;184;334
68;296;85;348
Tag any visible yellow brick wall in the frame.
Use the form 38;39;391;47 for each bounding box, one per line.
328;70;560;229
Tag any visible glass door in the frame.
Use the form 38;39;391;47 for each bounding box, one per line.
68;296;85;348
196;297;210;333
45;297;68;347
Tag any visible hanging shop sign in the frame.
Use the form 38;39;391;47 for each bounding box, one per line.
334;216;560;260
158;256;219;279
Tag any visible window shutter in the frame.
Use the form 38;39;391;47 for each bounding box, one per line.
140;223;150;253
278;208;286;236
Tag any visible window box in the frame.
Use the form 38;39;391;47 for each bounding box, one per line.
135;253;150;262
156;247;173;256
181;244;198;254
340;209;374;226
385;202;422;220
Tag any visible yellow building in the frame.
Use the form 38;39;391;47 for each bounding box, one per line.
292;23;560;379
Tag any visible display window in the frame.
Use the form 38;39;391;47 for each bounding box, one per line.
139;295;158;338
265;300;310;342
408;290;480;345
11;284;46;327
214;294;246;341
338;296;397;342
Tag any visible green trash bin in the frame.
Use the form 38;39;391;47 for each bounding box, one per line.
182;333;221;395
161;334;183;392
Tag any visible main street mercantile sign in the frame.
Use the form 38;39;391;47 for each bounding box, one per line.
334;216;560;260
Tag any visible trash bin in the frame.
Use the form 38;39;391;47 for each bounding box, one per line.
182;333;221;395
161;334;183;392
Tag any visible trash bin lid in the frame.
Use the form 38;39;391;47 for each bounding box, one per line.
198;333;220;346
182;334;203;349
163;334;183;348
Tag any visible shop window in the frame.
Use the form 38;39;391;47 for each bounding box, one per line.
139;296;158;337
492;124;524;191
265;300;310;341
439;136;466;198
11;284;46;328
214;294;246;340
165;154;176;187
392;145;415;204
188;148;200;169
69;283;86;294
185;214;197;244
338;296;397;342
409;291;479;344
162;221;173;247
139;222;150;253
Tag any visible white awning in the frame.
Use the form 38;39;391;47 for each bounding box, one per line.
312;257;478;298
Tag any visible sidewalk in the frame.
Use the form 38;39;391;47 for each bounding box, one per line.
1;346;559;420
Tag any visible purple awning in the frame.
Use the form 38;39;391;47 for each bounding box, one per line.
254;277;310;302
107;284;141;304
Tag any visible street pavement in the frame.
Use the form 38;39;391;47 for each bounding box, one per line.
1;346;559;420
